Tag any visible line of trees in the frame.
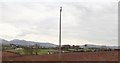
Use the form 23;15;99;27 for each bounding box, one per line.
23;44;39;55
3;44;40;55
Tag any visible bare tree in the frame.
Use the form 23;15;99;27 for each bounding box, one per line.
35;44;39;55
24;46;33;55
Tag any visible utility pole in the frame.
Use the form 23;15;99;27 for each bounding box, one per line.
59;6;62;61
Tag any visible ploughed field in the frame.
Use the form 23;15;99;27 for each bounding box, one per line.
2;51;119;61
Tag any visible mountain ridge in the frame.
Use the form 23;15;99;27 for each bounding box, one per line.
0;38;57;48
0;38;119;49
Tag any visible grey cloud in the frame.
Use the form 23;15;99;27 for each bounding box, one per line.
61;2;117;41
0;2;118;45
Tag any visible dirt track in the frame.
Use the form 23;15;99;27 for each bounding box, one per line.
2;51;119;61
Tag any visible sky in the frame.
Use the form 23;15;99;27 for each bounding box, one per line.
0;0;119;46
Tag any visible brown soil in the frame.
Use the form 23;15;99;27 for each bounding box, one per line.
2;51;119;61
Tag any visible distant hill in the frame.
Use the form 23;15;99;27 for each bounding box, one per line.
0;38;119;49
0;38;10;45
0;39;57;48
80;44;119;49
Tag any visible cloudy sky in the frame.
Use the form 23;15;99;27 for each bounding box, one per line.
0;0;118;46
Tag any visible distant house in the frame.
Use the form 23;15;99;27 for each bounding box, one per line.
15;48;23;50
72;45;79;49
48;50;58;54
114;49;120;51
10;44;20;49
62;45;71;49
10;44;16;47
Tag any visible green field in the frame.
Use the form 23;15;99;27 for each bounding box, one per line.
6;48;55;55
